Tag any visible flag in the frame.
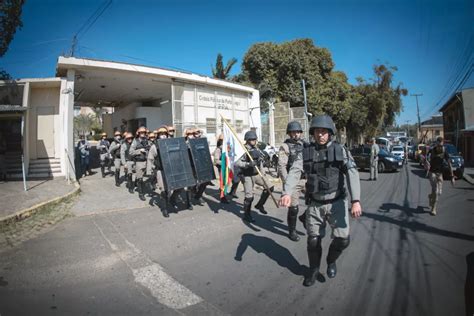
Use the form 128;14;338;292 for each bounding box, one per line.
220;120;245;198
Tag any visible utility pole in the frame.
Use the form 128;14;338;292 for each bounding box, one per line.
405;120;411;138
410;93;423;138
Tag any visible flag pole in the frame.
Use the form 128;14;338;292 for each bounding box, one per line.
220;115;279;208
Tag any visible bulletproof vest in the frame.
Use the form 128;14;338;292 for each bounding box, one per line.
124;142;131;161
99;140;109;154
429;145;445;171
111;140;121;159
133;138;149;162
284;139;304;172
242;145;261;176
303;142;345;195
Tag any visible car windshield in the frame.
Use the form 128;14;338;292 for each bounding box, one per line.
444;144;458;155
379;149;389;156
392;147;403;151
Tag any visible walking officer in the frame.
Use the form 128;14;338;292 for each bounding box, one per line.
129;126;150;201
98;132;111;178
279;115;362;287
235;130;275;223
369;138;380;181
147;126;169;217
278;121;306;241
121;132;135;193
427;136;454;215
109;131;123;187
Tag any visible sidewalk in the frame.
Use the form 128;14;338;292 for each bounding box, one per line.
463;166;474;185
0;178;79;224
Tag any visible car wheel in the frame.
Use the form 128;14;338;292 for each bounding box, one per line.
378;162;385;173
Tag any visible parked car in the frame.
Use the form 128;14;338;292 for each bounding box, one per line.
391;145;405;162
414;144;427;162
408;144;416;160
443;144;465;179
350;146;403;173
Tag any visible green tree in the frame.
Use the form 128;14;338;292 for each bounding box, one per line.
211;53;237;79
74;113;100;138
0;0;25;80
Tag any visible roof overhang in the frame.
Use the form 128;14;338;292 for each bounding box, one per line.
0;105;27;113
56;56;257;94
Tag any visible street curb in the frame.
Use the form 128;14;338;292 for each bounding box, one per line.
463;174;474;185
0;182;81;226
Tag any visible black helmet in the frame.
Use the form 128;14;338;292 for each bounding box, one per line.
286;121;303;133
309;115;336;135
244;130;257;141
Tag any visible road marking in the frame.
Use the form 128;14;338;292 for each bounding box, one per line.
93;217;215;312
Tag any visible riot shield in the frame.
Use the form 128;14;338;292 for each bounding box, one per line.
158;137;196;191
188;138;216;183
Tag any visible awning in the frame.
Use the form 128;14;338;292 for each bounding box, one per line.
0;105;27;113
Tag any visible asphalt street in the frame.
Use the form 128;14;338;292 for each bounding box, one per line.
0;162;473;316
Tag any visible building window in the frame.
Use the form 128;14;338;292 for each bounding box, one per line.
206;118;216;134
235;120;243;133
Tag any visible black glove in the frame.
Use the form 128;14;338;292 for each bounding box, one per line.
247;160;257;168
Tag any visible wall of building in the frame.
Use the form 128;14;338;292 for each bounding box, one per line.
28;86;61;160
111;101;173;133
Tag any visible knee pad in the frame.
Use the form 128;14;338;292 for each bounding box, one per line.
307;236;322;251
331;236;350;251
288;206;299;216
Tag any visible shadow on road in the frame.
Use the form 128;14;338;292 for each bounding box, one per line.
234;233;306;276
379;202;430;217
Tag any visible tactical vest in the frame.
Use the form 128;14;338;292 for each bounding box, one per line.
133;138;148;162
111;140;121;159
284;139;304;172
242;146;261;176
99;140;109;154
124;142;131;161
303;142;345;196
429;145;445;172
152;142;163;170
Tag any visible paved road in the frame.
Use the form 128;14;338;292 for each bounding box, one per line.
0;163;473;315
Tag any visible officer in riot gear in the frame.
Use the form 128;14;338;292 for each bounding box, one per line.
147;126;169;217
121;132;135;193
236;130;275;223
98;132;111;178
278;121;306;241
109;131;123;187
129;126;150;201
167;126;176;138
279;114;362;287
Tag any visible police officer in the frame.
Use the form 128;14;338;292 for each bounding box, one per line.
129;126;150;201
191;128;211;205
147;126;169;217
167;126;176;138
427;136;454;216
109;131;123;187
214;134;229;204
236;130;275;223
370;138;380;181
279;115;362;287
98;132;111;178
77;134;91;177
278;121;305;241
121;132;135;193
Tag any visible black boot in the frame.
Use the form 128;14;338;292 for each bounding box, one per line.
169;190;179;208
101;165;105;178
255;187;273;215
243;198;255;222
186;189;193;210
115;171;120;187
193;184;206;206
162;193;170;218
326;237;350;279
137;179;146;201
287;206;300;242
303;236;322;287
229;181;239;198
128;174;134;194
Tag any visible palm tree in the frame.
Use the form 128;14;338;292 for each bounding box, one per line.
74;113;98;138
211;53;237;79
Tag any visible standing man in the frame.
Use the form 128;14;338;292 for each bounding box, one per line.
147;126;169;217
235;130;275;223
77;135;90;177
98;132;111;178
129;126;149;201
0;132;7;182
121;132;135;193
109;131;122;187
279;115;362;287
427;136;454;216
167;126;175;138
278;121;305;242
214;134;229;204
370;138;380;181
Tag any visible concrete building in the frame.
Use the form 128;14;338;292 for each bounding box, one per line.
417;115;443;144
0;57;261;181
439;87;474;166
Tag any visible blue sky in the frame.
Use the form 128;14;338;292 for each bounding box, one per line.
2;0;473;125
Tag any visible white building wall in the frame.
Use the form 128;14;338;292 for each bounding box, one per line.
111;101;173;132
